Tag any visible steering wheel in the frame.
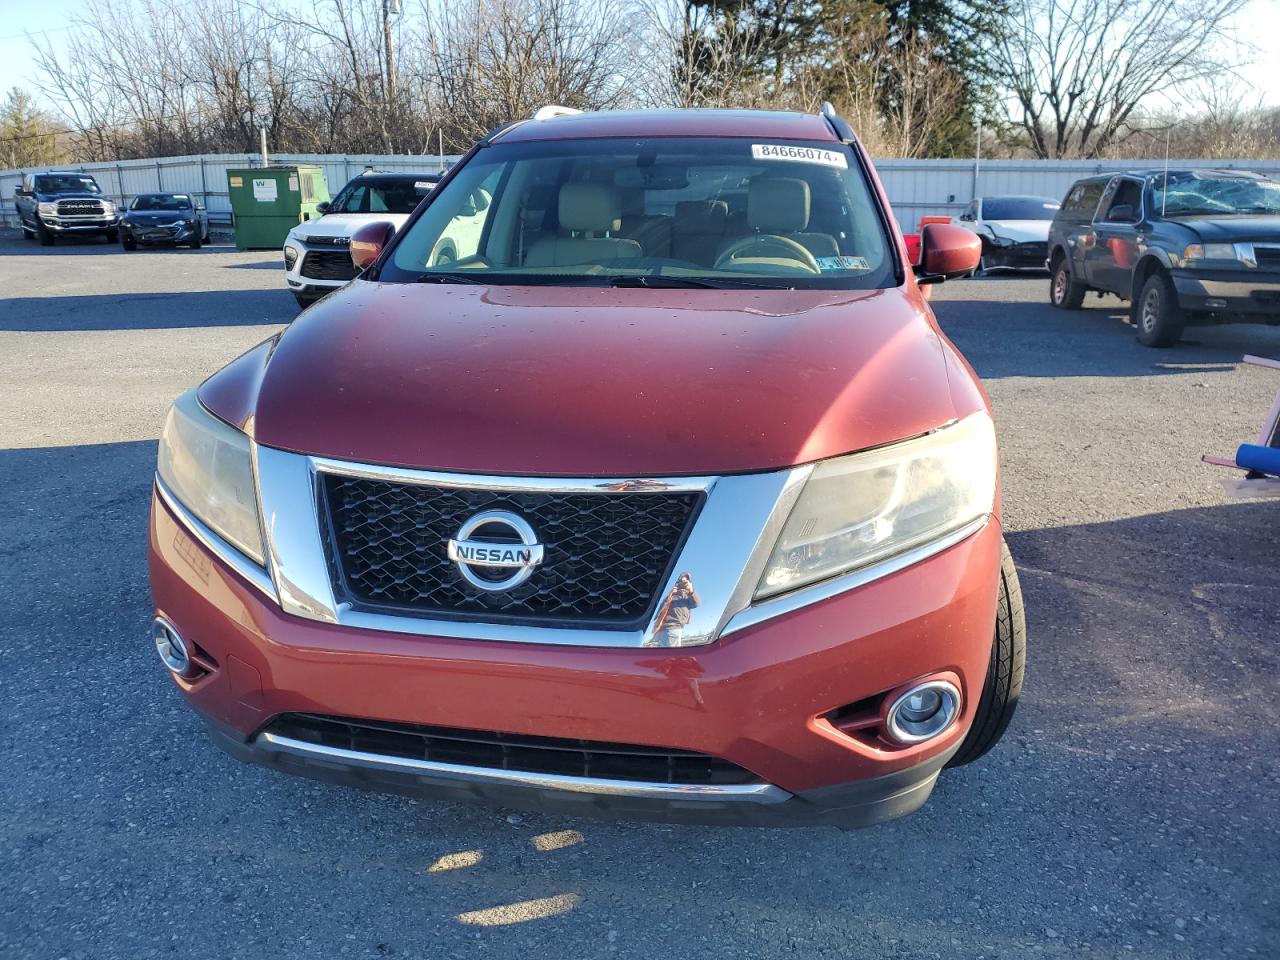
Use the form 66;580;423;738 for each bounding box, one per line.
714;234;822;274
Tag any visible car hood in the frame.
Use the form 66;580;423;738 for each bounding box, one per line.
292;212;412;241
126;210;192;221
203;280;959;476
37;191;105;202
1174;216;1280;242
984;220;1051;243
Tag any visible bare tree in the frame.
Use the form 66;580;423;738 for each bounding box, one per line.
422;0;641;149
994;0;1252;158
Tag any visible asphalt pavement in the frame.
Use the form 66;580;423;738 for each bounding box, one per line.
1;231;1278;959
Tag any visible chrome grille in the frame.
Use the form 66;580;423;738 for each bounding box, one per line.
322;475;701;625
1254;245;1280;272
56;199;105;215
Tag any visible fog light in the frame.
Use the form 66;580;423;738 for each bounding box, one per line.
152;617;191;676
885;680;960;744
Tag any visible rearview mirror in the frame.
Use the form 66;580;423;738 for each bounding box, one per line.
915;223;981;284
350;221;395;270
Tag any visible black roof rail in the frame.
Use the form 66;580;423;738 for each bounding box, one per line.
819;101;857;144
482;118;530;144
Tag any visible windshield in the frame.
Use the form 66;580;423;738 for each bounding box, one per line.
329;176;436;215
982;197;1059;221
35;175;101;195
1151;174;1280;217
131;194;192;211
381;137;895;288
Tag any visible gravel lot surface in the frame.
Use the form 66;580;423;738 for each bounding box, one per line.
2;231;1278;959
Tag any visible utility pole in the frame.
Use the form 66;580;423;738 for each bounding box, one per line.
260;126;268;167
972;115;982;201
383;0;399;121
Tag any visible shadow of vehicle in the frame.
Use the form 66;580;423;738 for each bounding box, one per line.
934;285;1280;379
1;289;294;332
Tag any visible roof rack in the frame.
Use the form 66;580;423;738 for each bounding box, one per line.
532;105;583;121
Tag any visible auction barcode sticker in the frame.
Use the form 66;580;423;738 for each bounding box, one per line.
752;144;848;168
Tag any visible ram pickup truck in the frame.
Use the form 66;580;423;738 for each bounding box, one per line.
14;171;119;245
1048;169;1280;346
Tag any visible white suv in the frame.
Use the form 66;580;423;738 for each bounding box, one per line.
283;172;440;307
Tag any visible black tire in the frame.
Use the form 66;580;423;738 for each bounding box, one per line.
121;235;137;251
946;540;1026;768
1135;271;1185;347
189;236;202;249
36;221;54;246
106;229;119;243
1049;255;1085;309
21;223;34;240
294;292;318;309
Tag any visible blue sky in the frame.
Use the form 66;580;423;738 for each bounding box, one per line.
3;0;1279;117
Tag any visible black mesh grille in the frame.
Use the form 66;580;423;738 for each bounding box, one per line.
268;713;759;785
301;250;359;280
1255;246;1280;272
323;475;700;625
57;199;104;215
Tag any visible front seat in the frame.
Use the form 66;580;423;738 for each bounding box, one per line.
735;178;839;259
524;183;643;267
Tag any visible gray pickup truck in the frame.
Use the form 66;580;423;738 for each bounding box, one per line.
14;171;120;245
1047;169;1280;346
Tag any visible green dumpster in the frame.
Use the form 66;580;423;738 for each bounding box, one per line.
226;165;330;250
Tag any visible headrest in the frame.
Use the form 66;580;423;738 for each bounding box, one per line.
748;178;810;233
673;200;728;234
559;182;622;233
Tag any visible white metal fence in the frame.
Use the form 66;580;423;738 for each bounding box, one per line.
0;153;461;227
4;152;1280;229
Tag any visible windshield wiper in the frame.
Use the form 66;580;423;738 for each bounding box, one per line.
608;275;723;289
607;275;793;289
413;272;489;285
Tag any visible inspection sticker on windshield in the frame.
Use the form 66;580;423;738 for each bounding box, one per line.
817;255;872;272
752;144;848;168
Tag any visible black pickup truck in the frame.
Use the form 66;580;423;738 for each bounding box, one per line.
1047;169;1280;346
14;171;120;245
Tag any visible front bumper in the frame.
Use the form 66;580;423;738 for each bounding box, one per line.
1172;270;1280;318
41;216;117;233
123;221;200;244
285;243;357;296
149;487;1003;827
984;240;1048;270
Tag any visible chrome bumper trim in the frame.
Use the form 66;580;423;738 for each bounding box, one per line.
154;475;278;602
254;444;812;648
255;732;791;804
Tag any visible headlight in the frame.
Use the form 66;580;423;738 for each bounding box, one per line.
101;200;116;215
283;244;300;268
987;235;1014;247
756;412;997;599
1182;242;1249;266
38;202;57;215
157;390;265;564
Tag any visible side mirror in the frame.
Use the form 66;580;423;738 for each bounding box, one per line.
350;221;395;270
1108;204;1136;223
916;223;981;284
316;201;330;214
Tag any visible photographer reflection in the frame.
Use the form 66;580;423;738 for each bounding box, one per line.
646;572;700;647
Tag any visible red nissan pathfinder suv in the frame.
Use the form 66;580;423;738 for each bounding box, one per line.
149;106;1025;827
